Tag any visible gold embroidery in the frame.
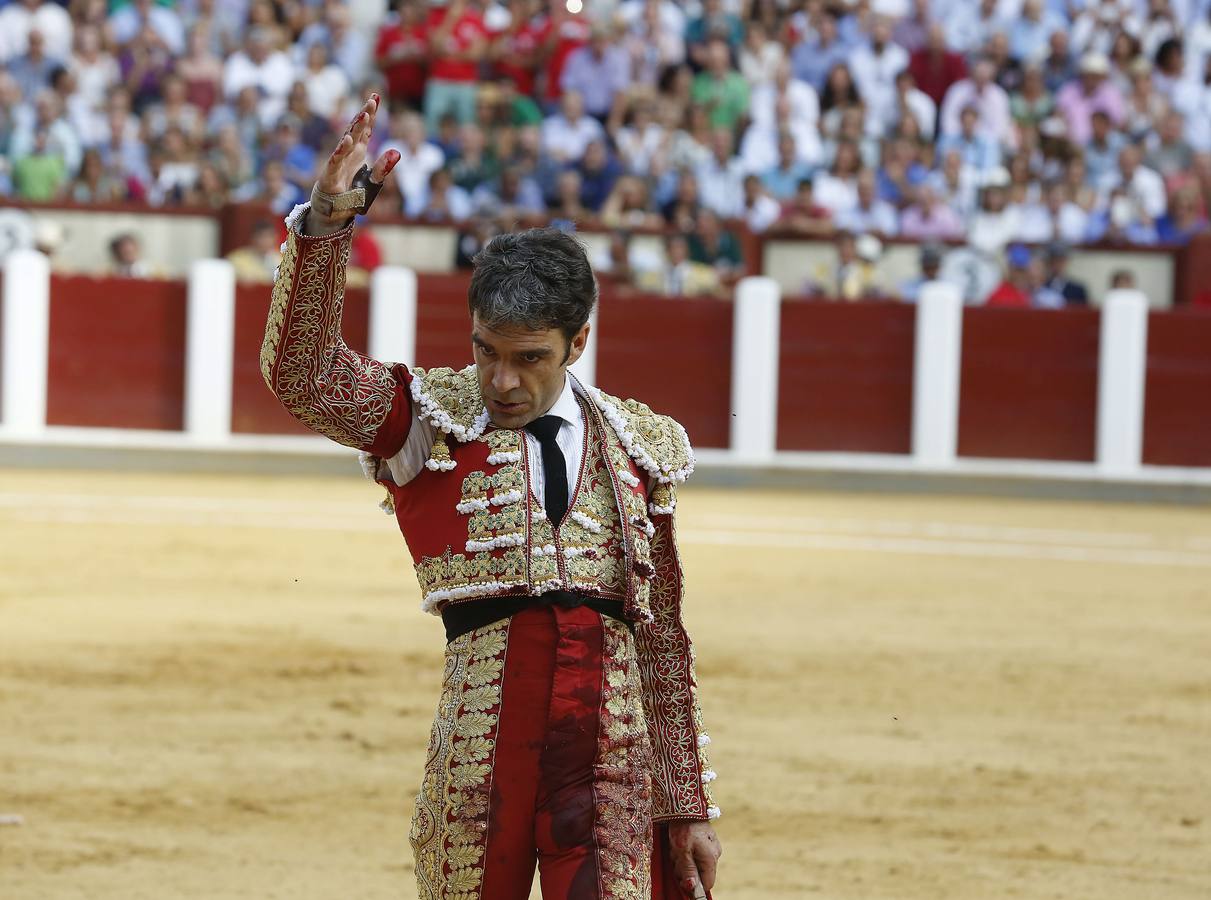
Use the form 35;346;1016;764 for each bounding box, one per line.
413;366;488;437
261;220;396;448
560;432;627;597
593;619;653;899
410;619;510;900
415;547;528;608
635;518;716;821
592;389;694;484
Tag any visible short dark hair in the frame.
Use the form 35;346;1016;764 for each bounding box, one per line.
468;228;598;341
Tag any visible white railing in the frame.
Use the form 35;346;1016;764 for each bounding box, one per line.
1;250;1208;487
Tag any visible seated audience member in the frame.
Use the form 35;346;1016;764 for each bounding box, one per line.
984;243;1039;308
540;89;604;164
777;178;833;236
600;174;663;230
108;232;159;278
760;129;816;201
899;241;945;302
635;233;723;298
900;183;963;240
688;210;744;277
411;167;473;222
812;231;886;301
835;168;899;237
1155;185;1209;244
1109;268;1137;290
741;174;783;233
1041;242;1089;305
226;220;282;282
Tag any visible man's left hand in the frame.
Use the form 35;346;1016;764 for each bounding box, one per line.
668;820;722;897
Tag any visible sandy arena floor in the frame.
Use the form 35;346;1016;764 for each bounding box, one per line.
1;467;1209;899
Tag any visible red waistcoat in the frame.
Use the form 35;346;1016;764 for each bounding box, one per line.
375;366;693;624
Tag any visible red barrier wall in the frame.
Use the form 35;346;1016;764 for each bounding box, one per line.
776;300;915;453
415;273;473;370
230;282;371;434
1143;309;1211;467
595;292;732;449
957;307;1100;461
46;275;187;430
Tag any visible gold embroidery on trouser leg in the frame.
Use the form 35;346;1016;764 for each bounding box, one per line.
410;620;510;899
592;619;654;900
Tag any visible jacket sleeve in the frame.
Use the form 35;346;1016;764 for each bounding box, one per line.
635;496;720;823
260;204;412;456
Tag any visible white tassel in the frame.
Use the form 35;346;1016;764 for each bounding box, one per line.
697;733;711;748
489;489;522;507
569;510;603;533
486;450;522;465
465;533;525;552
707;806;722;820
456;497;490;514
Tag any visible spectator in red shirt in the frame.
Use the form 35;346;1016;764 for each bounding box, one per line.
908;22;967;106
423;0;488;130
376;0;429;110
984;243;1037;307
490;0;545;98
538;0;590;107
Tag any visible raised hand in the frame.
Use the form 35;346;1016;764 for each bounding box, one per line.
306;93;401;236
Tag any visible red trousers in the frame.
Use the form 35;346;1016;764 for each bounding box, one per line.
410;605;700;899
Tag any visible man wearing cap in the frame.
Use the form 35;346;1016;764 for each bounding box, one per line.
1055;52;1125;145
985;243;1038;308
262;94;722;900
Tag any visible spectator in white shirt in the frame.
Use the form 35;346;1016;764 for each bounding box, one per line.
695;128;747;218
294;3;369;84
741;173;783;232
68;26;118;113
222;28;294;120
613;99;667;176
849;15;909;123
1014;179;1091;243
1106;142;1167;220
540;90;604;163
812;139;863;217
738;20;785;86
940;57;1017;151
835;167;900;236
0;0;73;63
749;58;819;133
381;111;445;213
890;69;936;140
110;0;185;55
298;42;349;119
946;0;1006;55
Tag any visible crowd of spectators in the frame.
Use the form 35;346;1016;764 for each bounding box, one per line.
3;0;1211;302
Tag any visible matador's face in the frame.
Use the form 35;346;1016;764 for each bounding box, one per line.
471;314;589;429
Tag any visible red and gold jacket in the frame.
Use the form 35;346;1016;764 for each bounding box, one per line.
261;205;718;822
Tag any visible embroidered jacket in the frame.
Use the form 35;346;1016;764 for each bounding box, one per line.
261;203;718;822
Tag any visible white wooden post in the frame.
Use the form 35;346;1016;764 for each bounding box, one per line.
730;276;781;462
370;265;417;364
568;306;598;386
184;258;236;441
912;281;964;467
1;250;51;436
1096;289;1149;475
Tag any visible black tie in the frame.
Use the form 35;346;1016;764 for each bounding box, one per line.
525;415;568;526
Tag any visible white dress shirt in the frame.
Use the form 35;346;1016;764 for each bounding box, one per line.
384;376;586;513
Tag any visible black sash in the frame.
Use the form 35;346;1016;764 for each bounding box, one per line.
441;591;631;643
